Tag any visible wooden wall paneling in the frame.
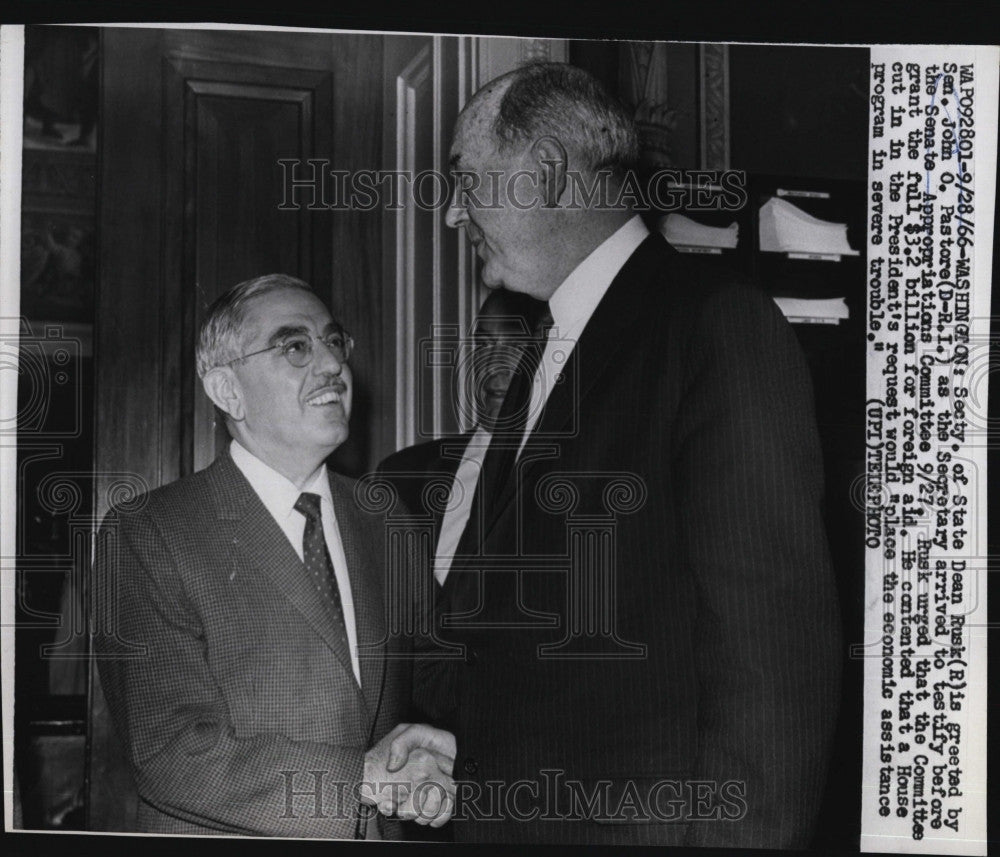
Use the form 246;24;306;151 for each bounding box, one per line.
381;36;467;459
383;37;433;454
159;56;335;475
435;38;462;438
89;29;384;830
476;36;568;87
152;29;384;477
161;28;335;73
699;43;730;171
88;26;165;833
93;27;166;521
455;36;480;403
326;34;383;478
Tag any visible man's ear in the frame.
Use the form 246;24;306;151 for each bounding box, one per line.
202;367;245;422
531;135;567;208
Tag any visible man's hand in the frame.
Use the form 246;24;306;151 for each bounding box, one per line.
386;722;456;773
362;723;456;827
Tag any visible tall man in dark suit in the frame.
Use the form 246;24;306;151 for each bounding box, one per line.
403;62;842;848
94;274;455;838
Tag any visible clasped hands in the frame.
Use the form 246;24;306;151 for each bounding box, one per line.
362;723;456;827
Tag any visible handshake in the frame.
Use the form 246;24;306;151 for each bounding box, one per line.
362;723;457;827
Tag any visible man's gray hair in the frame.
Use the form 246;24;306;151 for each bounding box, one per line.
196;273;313;377
492;62;639;178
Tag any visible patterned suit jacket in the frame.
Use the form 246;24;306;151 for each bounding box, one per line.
93;448;412;838
437;234;843;847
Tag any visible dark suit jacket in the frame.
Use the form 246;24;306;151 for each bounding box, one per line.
376;431;476;549
437;234;842;847
374;431;475;731
93;449;412;838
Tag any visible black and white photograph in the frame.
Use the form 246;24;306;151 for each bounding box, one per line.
0;8;996;857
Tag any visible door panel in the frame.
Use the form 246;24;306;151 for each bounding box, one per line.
160;56;335;474
381;36;471;455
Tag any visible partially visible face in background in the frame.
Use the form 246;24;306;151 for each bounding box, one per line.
470;290;546;428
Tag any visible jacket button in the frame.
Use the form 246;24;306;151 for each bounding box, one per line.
465;648;478;665
463;757;479;775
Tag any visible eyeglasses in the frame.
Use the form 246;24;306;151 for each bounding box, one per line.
226;330;354;369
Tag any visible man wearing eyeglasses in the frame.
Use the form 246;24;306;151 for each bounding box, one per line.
94;274;456;838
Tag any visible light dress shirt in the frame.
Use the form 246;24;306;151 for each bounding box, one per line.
433;426;491;585
230;439;361;684
519;214;650;456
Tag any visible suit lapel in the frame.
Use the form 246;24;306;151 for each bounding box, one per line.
211;452;367;711
486;234;671;526
329;472;385;718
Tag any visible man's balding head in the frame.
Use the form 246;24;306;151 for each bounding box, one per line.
446;63;639;300
487;62;638;181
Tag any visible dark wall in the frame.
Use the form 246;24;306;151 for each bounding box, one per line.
572;41;869;180
729;45;869;180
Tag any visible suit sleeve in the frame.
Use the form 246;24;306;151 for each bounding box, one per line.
410;580;460;728
370;460;459;727
671;285;842;848
93;506;368;837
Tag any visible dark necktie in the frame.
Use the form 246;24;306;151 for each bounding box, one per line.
294;492;348;636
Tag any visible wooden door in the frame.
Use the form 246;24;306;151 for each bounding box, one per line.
378;35;567;454
88;27;385;831
381;35;480;454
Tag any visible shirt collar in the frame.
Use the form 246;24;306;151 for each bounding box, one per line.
230;439;331;521
548;214;649;336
